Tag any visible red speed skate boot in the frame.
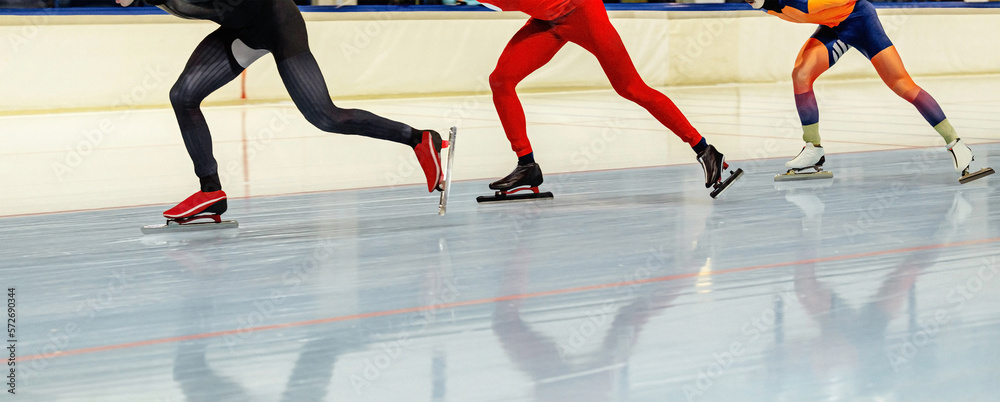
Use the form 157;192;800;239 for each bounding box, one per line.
164;190;228;221
413;129;444;192
141;190;237;234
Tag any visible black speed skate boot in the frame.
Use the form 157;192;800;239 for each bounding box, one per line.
477;163;554;203
697;145;743;199
489;163;543;191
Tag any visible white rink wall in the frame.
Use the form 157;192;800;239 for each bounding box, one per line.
0;7;999;112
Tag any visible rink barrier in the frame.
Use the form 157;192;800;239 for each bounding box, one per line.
2;2;1000;15
0;3;998;112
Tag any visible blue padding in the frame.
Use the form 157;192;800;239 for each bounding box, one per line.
874;1;1000;8
298;4;493;12
0;6;168;15
1;2;999;16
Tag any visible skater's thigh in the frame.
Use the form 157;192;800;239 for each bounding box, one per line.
559;0;633;67
556;0;657;95
174;28;246;101
792;32;833;92
180;28;243;76
258;0;310;62
806;26;848;68
832;1;893;60
492;19;566;82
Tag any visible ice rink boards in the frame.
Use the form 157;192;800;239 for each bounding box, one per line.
2;76;999;401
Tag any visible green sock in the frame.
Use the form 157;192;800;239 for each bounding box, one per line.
934;119;959;144
802;123;821;146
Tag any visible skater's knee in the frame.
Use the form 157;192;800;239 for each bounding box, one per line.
489;69;520;93
303;109;340;132
169;80;202;109
791;66;818;90
612;80;653;104
303;106;356;133
887;76;920;101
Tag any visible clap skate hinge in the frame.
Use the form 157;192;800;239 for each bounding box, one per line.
774;165;834;182
787;165;823;174
477;186;554;203
168;214;223;225
503;186;542;196
142;214;239;234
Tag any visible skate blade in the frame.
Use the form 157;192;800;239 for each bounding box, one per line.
958;167;994;184
774;170;833;182
141;219;239;235
438;126;458;215
477;192;554;203
710;168;744;199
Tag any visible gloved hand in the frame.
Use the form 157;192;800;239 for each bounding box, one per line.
745;0;781;12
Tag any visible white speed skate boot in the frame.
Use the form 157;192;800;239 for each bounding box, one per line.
947;138;994;184
775;143;833;182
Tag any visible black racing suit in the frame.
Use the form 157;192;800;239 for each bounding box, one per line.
150;0;416;188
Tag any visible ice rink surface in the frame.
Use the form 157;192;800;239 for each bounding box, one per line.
2;76;999;401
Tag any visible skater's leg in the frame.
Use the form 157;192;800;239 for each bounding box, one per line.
275;52;414;145
554;0;741;194
791;29;839;146
490;19;567;160
265;2;415;146
560;0;703;149
170;28;245;189
838;0;957;144
482;21;565;195
870;47;957;144
249;0;443;192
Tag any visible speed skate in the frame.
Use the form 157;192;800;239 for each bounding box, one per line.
775;143;833;182
950;138;994;184
437;127;458;215
477;162;554;203
696;143;744;199
141;190;237;234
